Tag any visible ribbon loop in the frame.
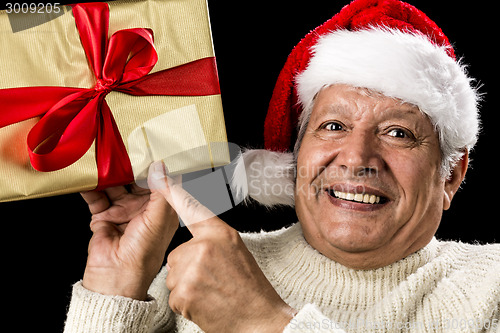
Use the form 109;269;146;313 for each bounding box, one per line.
28;92;101;171
104;28;157;84
72;2;109;80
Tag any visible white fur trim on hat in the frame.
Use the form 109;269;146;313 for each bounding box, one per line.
296;27;480;176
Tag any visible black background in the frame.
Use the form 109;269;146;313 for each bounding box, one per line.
0;1;498;331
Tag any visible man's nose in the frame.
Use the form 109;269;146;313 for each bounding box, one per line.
333;130;383;175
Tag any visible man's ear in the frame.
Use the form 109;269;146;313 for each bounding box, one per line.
443;150;469;211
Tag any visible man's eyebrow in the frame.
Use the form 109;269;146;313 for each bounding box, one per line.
318;100;423;120
322;104;351;116
382;105;423;119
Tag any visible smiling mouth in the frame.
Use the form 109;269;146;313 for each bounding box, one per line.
327;189;388;205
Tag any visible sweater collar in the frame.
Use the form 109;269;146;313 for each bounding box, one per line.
280;222;438;277
263;222;439;307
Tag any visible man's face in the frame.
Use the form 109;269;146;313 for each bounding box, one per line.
295;84;461;269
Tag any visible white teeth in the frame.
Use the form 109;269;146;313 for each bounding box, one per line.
354;193;363;202
332;190;382;204
369;195;376;204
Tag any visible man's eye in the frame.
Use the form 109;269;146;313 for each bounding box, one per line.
323;122;343;131
387;128;412;139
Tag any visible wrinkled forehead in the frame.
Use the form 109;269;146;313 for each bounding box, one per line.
309;85;427;124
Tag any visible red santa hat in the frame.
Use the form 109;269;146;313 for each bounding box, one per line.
234;0;480;207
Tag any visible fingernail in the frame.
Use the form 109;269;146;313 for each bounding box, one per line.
148;161;168;190
151;161;165;179
152;160;165;173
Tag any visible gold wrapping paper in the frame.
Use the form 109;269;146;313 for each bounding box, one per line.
0;0;229;202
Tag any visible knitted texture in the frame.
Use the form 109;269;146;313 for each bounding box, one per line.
64;266;175;333
65;223;500;332
64;283;157;333
245;224;500;332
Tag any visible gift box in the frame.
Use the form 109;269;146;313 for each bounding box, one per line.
0;0;229;202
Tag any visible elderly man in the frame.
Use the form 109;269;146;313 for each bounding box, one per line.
65;0;499;332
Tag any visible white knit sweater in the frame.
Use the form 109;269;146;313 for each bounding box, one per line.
65;223;500;332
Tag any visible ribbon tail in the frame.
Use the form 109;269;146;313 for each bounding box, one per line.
0;86;83;127
95;99;134;190
117;57;221;96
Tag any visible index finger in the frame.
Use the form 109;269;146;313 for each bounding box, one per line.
183;214;231;239
149;162;227;237
171;186;226;238
80;190;110;215
80;185;129;215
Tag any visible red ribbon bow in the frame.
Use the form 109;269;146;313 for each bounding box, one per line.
0;2;220;190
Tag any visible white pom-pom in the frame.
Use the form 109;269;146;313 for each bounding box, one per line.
231;149;295;207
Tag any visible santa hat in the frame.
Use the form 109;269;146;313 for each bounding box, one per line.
234;0;480;207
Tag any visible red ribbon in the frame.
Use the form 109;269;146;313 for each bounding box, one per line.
0;2;220;190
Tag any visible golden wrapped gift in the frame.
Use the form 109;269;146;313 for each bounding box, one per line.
0;0;229;202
